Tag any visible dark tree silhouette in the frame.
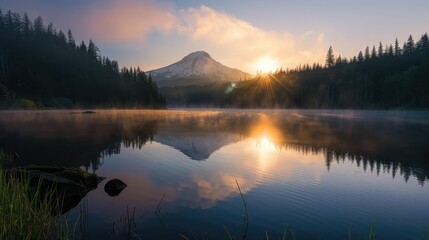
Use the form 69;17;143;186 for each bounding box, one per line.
357;51;364;62
67;29;76;47
394;38;401;55
371;46;377;59
378;42;384;57
364;46;370;60
404;35;415;54
0;10;165;109
325;46;335;67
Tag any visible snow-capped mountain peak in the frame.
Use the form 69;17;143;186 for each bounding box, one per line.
148;51;251;87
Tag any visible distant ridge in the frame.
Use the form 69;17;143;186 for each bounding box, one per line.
148;51;252;87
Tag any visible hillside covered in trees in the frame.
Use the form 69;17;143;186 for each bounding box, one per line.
220;33;429;108
0;10;166;109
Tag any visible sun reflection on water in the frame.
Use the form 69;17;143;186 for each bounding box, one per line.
257;133;277;153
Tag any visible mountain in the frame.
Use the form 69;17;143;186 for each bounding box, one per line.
148;51;252;87
153;131;241;160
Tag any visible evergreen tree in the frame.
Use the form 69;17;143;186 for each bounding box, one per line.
404;35;415;54
378;42;383;57
387;44;394;56
22;12;32;36
394;38;401;55
336;55;342;65
46;22;55;35
325;46;335;67
357;51;364;61
364;46;370;60
371;46;377;59
33;16;44;33
416;33;428;50
88;39;100;61
57;30;66;42
79;41;87;53
67;29;76;48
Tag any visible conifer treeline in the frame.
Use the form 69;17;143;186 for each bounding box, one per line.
0;10;166;108
222;33;429;108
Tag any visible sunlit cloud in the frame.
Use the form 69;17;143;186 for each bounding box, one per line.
88;0;176;43
86;2;326;72
176;6;326;72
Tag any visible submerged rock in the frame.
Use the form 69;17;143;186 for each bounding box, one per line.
104;178;127;197
82;110;96;114
8;166;105;214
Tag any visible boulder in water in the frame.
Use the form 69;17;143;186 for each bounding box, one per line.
104;178;127;197
8;166;105;214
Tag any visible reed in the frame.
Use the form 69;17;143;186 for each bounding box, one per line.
0;169;60;239
368;221;374;240
0;150;77;240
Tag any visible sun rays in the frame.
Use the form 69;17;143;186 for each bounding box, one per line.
255;57;280;74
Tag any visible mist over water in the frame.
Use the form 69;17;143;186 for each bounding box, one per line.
0;109;428;239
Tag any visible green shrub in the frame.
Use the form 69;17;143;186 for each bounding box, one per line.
48;97;74;109
11;98;38;109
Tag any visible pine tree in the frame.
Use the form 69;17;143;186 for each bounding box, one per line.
57;30;66;42
79;41;87;53
394;38;401;55
88;39;100;61
33;16;44;33
364;46;370;60
47;22;55;35
378;42;383;57
22;12;32;36
371;46;377;59
325;46;335;67
416;33;429;50
336;54;342;65
403;35;415;54
67;29;76;48
357;51;364;62
388;44;394;56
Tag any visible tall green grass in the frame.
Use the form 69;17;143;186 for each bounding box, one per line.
0;169;61;239
0;150;76;240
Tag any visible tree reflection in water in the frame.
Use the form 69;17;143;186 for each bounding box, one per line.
0;110;427;184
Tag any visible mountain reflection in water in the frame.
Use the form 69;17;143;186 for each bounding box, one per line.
1;110;427;184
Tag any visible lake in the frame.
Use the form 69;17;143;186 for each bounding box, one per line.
1;109;428;239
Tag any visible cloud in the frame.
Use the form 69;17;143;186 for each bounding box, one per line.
86;2;325;71
88;0;176;43
176;6;326;72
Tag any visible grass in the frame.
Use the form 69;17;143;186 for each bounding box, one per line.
0;168;60;239
0;150;78;240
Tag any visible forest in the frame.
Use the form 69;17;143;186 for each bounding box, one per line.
0;10;166;109
221;33;429;108
162;33;429;109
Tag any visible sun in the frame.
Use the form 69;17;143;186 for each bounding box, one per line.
255;57;279;73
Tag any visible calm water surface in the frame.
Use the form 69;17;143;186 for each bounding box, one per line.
1;109;428;239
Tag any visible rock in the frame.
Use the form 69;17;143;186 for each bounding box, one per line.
82;110;96;114
8;166;105;214
104;178;127;197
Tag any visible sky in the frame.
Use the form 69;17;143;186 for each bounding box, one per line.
1;0;428;73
